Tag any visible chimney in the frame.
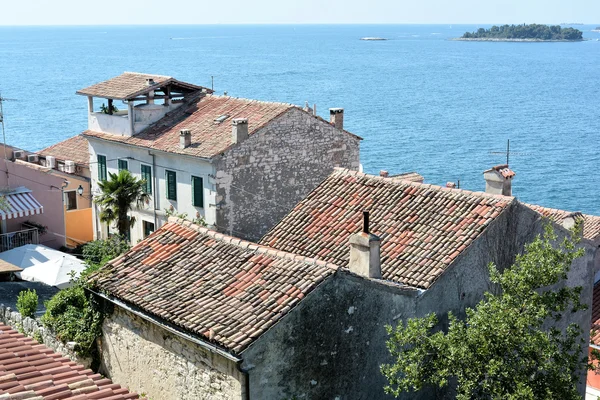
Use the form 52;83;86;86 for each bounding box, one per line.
179;129;192;149
146;78;155;86
348;211;381;279
329;108;344;130
446;182;456;189
379;170;389;178
483;165;515;196
232;118;249;144
562;212;583;231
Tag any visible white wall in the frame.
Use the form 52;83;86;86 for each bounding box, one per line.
88;112;131;137
87;139;216;244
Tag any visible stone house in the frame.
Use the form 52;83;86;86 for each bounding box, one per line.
88;168;598;400
78;72;361;243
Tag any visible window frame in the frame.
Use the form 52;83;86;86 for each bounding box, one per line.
64;190;77;211
165;170;177;201
143;220;155;238
191;176;204;208
97;154;107;181
141;164;153;195
118;159;129;171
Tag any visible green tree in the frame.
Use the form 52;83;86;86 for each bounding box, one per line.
95;170;149;239
381;224;589;400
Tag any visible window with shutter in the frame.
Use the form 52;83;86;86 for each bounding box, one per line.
192;176;204;208
118;159;128;171
166;170;177;200
141;165;152;194
97;155;107;181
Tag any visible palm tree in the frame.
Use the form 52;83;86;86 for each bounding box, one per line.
95;170;149;239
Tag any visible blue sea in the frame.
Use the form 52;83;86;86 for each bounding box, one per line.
0;24;598;214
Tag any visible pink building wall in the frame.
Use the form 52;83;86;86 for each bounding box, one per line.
0;159;66;249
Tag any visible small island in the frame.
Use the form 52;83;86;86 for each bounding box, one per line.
455;24;584;42
593;26;600;32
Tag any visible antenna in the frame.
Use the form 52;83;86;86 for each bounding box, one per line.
211;76;214;91
489;139;530;166
0;92;17;161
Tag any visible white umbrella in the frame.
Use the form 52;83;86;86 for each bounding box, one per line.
19;255;86;289
0;244;61;269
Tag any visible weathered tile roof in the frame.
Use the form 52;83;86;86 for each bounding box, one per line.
39;135;90;167
76;72;207;100
260;168;513;289
524;203;600;241
83;95;297;158
591;282;600;345
89;219;337;354
0;323;143;399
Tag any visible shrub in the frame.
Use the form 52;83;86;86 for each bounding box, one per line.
16;289;38;318
41;286;102;357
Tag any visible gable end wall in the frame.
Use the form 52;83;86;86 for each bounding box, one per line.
214;108;360;241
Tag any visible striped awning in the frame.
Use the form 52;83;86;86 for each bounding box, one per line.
0;191;44;220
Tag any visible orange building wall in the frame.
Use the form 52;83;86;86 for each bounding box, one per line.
65;208;93;247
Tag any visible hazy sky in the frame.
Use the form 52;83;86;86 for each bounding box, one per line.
1;0;598;25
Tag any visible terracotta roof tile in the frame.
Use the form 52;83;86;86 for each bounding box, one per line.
39;135;90;167
83;95;296;159
76;72;208;100
260;168;513;289
485;164;516;178
523;203;600;241
0;323;143;399
89;219;337;354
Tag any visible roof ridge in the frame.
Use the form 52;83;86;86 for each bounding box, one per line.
207;93;296;108
523;202;600;219
332;168;516;203
122;71;173;79
168;217;340;270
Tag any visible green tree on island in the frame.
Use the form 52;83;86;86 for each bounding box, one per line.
462;24;583;40
381;224;591;399
95;170;150;238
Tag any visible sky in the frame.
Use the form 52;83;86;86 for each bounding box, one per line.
1;0;598;25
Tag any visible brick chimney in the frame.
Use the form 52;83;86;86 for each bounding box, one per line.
348;211;381;279
483;165;515;196
380;170;389;178
179;129;191;149
329;108;344;130
232;118;249;144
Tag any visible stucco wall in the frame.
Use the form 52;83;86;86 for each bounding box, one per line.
214;108;361;241
0;159;66;248
87;139;215;243
241;272;419;400
100;306;245;400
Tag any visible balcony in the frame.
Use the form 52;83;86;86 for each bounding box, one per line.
0;228;39;253
88;111;131;136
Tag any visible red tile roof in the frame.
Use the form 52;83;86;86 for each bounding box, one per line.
76;72;208;100
83;94;361;159
524;203;600;241
0;323;143;399
591;283;600;345
83;95;295;159
39;135;90;167
260;168;513;289
89;219;338;354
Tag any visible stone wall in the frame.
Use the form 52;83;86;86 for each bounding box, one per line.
100;306;246;400
241;272;420;400
0;304;92;367
215;108;361;241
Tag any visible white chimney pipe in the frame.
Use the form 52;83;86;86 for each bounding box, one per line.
180;129;192;149
232;118;249;144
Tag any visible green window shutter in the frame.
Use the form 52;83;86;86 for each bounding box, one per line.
192;176;204;208
97;155;107;181
166;170;177;200
141;165;152;194
118;159;128;171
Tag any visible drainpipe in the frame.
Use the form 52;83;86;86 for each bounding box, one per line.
149;151;158;228
61;179;68;248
